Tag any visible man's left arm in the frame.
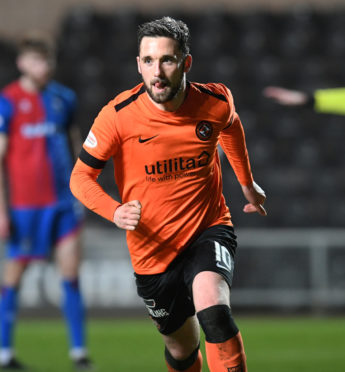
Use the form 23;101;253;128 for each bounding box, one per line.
219;114;267;216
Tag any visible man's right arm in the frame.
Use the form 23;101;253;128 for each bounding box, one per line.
69;103;141;230
70;158;141;230
70;157;120;222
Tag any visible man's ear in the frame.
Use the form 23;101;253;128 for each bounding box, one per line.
16;55;24;73
136;56;142;74
184;54;192;73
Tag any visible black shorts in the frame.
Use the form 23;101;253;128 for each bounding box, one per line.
135;225;237;335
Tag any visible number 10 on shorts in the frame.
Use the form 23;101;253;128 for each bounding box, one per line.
215;241;233;273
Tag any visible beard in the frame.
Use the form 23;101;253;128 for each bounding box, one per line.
143;68;185;104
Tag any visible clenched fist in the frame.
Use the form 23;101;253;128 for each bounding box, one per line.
113;200;142;230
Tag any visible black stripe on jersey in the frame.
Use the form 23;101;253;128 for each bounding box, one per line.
114;85;146;112
196;85;227;102
79;148;106;169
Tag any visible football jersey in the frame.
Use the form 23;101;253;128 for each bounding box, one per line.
0;80;77;207
71;82;253;274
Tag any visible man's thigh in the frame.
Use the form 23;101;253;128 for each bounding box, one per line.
135;265;195;335
184;224;237;292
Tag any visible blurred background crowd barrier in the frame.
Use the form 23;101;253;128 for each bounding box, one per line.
0;3;345;314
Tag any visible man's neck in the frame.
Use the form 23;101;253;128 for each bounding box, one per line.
19;76;44;93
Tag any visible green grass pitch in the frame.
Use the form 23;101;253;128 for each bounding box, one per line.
13;316;345;371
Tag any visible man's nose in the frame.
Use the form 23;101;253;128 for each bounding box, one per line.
153;61;163;76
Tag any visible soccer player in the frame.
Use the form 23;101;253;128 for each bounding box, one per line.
70;17;266;372
263;86;345;115
0;32;92;370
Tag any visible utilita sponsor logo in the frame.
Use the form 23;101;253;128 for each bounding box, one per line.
145;151;210;175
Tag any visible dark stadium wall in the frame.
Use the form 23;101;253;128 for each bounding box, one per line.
1;0;345;38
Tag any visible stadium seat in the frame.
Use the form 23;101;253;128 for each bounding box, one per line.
0;39;18;87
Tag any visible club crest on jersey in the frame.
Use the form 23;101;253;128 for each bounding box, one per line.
18;98;32;113
196;121;213;141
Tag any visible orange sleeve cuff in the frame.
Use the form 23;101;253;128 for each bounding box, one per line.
70;158;121;223
220;114;254;187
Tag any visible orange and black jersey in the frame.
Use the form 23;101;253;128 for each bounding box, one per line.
70;82;253;274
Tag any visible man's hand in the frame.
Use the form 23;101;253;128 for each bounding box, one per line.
241;182;267;216
263;86;308;106
113;200;142;230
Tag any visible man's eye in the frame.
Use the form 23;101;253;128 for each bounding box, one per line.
143;58;152;64
162;57;174;64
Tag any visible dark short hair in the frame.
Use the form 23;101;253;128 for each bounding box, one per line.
137;16;190;57
17;31;55;59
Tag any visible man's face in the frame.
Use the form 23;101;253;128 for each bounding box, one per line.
137;37;189;104
17;51;55;86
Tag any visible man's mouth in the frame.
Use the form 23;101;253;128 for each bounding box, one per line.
152;80;168;91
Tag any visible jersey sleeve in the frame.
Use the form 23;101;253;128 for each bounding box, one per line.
70;103;121;223
82;103;120;161
70;159;120;222
219;87;254;186
0;95;14;134
314;88;345;115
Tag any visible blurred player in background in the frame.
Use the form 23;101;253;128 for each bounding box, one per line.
70;16;266;372
263;86;345;115
0;32;92;370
